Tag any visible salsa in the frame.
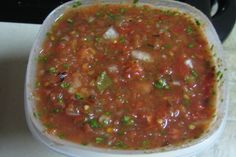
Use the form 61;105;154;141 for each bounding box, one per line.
34;3;217;150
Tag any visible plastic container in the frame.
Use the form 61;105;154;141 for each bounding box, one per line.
24;0;228;157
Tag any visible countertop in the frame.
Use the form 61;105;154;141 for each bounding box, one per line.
0;21;235;157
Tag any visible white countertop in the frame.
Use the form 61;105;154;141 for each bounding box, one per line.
0;21;235;157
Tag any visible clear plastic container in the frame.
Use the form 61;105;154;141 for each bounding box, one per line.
24;0;228;157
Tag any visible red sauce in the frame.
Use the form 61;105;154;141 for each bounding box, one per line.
35;4;216;149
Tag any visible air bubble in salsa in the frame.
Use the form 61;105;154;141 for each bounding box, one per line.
34;4;217;150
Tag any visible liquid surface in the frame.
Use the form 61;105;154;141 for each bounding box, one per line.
34;4;216;150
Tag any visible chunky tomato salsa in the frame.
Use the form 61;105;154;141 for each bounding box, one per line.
34;3;217;150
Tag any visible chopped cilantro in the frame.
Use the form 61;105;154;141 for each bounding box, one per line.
187;43;194;48
35;81;41;88
33;112;41;118
95;137;104;143
75;93;83;100
142;140;150;148
133;0;139;4
191;69;198;78
210;44;214;51
72;0;82;8
188;124;196;130
57;95;64;104
95;36;101;42
44;123;54;129
154;78;170;89
117;130;125;136
183;97;190;106
88;119;99;129
96;71;113;93
195;19;201;26
163;44;171;49
184;75;195;83
114;141;127;148
95;12;101;17
37;55;48;63
63;63;69;69
122;115;134;125
162;10;176;16
57;133;65;139
216;71;223;81
81;142;88;146
48;67;57;74
120;8;127;14
184;70;198;83
104;111;111;116
60;82;70;89
107;12;117;20
51;108;60;114
119;36;126;43
186;26;193;34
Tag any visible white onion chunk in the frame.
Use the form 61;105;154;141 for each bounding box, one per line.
131;50;154;62
103;26;119;40
185;59;193;69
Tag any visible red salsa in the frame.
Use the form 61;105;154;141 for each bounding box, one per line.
35;3;217;150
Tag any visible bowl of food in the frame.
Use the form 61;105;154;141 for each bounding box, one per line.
25;0;228;157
